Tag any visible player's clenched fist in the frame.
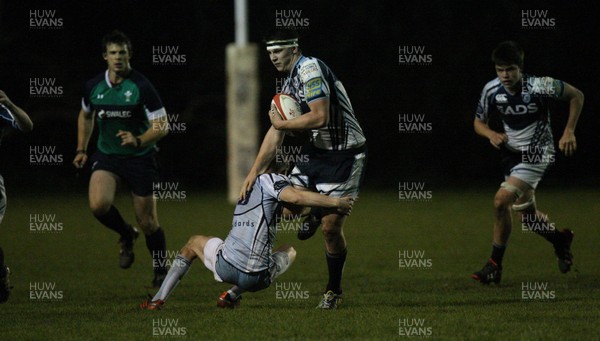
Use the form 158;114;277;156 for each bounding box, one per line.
72;151;87;168
117;130;140;148
489;132;508;149
559;130;577;157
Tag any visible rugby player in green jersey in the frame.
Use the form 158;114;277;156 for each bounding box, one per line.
72;30;169;287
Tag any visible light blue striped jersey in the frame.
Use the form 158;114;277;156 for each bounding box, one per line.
222;173;291;273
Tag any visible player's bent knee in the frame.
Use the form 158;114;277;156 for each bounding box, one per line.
321;228;342;242
494;188;518;211
500;181;524;198
180;235;207;257
138;222;158;235
493;195;512;211
90;202;111;217
288;246;297;263
186;235;204;247
512;195;536;212
179;245;196;259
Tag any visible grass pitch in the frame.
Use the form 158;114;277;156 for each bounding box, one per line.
0;188;598;340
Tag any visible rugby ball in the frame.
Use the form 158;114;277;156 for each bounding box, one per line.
271;94;302;120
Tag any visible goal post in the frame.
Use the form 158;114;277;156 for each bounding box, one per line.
226;0;259;203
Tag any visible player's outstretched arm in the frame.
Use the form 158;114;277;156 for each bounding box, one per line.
474;118;507;150
270;98;329;131
73;109;94;168
0;90;33;132
279;186;356;216
558;83;584;157
239;126;285;200
117;117;169;149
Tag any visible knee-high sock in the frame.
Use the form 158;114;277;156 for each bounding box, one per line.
152;255;191;302
490;243;506;266
325;248;347;294
146;228;167;274
94;206;130;237
227;286;245;300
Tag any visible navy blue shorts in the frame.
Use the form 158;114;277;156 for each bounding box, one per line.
290;144;367;197
90;151;159;197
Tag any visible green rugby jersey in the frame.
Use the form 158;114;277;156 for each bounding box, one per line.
82;69;166;157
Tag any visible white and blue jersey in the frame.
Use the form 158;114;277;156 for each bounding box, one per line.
0;104;20;146
221;173;291;273
281;55;366;151
476;74;565;152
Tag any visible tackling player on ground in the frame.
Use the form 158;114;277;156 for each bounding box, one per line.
140;160;355;309
0;90;33;303
240;29;367;308
72;30;170;287
472;41;584;284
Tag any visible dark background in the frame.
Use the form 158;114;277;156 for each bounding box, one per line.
0;0;597;192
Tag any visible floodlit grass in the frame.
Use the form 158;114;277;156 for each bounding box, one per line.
1;188;598;339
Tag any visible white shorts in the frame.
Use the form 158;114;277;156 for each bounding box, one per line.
503;145;554;189
203;237;224;282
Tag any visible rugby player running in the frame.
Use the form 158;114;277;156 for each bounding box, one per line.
240;29;367;309
73;30;170;287
472;41;584;284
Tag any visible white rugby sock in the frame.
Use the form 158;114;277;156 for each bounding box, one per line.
152;255;192;302
227;286;244;300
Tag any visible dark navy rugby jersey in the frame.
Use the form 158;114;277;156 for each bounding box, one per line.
281;55;365;151
0;103;20;146
476;74;564;151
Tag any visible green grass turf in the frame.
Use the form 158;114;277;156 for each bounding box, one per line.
0;188;598;340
